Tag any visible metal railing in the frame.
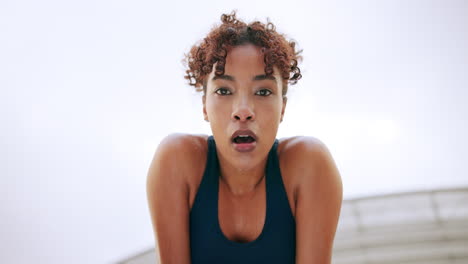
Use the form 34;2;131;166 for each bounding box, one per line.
333;187;468;264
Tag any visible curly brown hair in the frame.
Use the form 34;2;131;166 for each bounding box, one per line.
184;11;302;96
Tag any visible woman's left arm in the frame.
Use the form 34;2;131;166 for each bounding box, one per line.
294;137;343;264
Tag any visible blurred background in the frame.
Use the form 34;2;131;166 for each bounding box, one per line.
1;0;467;263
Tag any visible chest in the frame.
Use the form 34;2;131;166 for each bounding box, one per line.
217;179;266;243
188;144;298;243
215;175;296;243
190;176;297;263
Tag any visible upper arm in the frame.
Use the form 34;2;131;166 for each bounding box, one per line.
146;134;198;264
292;137;343;264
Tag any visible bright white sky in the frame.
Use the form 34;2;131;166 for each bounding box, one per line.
1;0;467;263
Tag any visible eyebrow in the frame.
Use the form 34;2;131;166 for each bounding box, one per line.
212;74;277;83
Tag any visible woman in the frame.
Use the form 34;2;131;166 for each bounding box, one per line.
146;11;343;264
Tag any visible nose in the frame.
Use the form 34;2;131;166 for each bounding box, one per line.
232;97;255;122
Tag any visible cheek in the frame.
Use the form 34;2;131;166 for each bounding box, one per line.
206;98;230;119
262;100;283;115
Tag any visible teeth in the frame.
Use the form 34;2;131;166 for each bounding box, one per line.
238;135;250;138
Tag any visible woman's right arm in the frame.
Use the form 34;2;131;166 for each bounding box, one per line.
146;134;193;264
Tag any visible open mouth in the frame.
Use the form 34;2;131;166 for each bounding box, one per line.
232;135;256;144
231;131;257;152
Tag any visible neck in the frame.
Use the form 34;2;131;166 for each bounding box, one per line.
218;157;267;196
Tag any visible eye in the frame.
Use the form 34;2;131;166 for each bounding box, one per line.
255;89;272;96
215;87;232;95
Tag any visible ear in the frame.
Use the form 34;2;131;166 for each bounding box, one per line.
202;95;209;122
280;96;287;122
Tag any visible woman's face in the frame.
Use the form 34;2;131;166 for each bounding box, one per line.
203;44;286;171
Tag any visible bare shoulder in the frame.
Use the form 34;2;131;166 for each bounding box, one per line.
277;136;342;203
278;135;328;156
146;133;209;263
148;133;210;204
279;136;343;263
278;136;335;181
278;137;343;263
149;133;209;179
155;133;209;157
149;133;209;187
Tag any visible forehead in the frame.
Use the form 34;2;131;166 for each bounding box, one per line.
203;44;285;94
208;44;281;80
224;44;265;71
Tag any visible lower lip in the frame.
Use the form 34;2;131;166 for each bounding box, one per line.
232;141;257;152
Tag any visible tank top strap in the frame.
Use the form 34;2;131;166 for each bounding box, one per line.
265;139;295;225
266;139;280;182
265;139;282;188
206;135;220;183
189;136;218;216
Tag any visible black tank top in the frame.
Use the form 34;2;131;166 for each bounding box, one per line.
189;136;296;263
